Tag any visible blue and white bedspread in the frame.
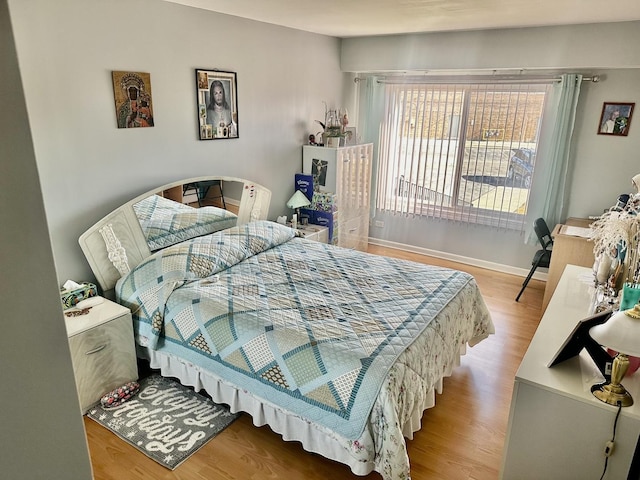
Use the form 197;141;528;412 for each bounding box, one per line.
133;194;237;251
116;220;493;447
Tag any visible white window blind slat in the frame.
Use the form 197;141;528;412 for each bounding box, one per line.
377;80;550;231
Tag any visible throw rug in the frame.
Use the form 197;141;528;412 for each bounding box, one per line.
86;374;239;470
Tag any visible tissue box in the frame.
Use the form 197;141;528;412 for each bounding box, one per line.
311;192;338;213
313;211;339;245
301;209;339;244
294;173;314;202
60;282;97;310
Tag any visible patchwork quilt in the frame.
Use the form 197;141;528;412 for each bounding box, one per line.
133;194;237;251
116;220;478;440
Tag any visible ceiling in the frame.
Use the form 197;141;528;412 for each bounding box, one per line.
163;0;640;38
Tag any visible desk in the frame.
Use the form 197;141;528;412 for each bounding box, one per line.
501;265;640;479
541;217;594;314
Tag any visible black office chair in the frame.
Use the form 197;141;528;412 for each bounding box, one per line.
516;218;553;301
183;180;226;208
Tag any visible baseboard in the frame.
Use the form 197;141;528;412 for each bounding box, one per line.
368;237;548;281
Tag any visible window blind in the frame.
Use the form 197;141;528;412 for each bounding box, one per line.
376;80;551;231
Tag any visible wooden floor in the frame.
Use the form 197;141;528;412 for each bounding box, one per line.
83;244;545;480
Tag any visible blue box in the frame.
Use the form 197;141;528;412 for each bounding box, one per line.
294;173;314;202
301;209;338;244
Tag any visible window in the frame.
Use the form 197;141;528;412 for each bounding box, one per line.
376;80;551;230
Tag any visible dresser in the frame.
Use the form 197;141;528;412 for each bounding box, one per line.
501;265;640;479
302;144;373;251
64;298;138;412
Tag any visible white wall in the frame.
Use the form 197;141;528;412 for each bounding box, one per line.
341;21;640;72
8;0;346;286
1;0;92;477
342;23;640;273
567;69;640;217
9;1;640;280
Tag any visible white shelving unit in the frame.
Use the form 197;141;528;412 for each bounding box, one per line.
302;143;373;251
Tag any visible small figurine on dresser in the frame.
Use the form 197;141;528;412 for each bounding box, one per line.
340;109;349;133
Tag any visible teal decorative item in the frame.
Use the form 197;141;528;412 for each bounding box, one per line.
620;283;640;311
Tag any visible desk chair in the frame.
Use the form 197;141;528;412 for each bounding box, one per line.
516;218;553;302
183;180;226;208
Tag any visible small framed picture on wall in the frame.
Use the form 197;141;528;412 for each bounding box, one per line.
112;71;155;129
598;102;634;136
195;69;238;140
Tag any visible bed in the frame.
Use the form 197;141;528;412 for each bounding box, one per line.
79;176;494;480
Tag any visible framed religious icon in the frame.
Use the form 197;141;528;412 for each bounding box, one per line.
112;71;155;128
598;102;634;136
195;69;238;140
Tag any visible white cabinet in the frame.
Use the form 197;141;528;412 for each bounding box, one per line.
64;298;138;413
302;144;373;251
501;265;640;479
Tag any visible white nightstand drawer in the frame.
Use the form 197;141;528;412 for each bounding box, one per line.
297;224;329;243
66;300;137;412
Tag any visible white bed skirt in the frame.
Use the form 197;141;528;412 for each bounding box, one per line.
139;342;470;478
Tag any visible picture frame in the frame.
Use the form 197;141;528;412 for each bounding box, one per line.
195;69;238;140
112;71;155;129
546;308;614;382
344;127;357;146
311;158;328;187
598;102;634;136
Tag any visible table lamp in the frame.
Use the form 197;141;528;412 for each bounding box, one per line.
286;190;311;229
590;304;640;407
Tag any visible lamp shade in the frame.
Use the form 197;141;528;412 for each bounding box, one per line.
590;305;640;356
286;190;311;210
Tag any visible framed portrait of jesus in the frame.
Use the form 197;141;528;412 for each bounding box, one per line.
195;69;238;140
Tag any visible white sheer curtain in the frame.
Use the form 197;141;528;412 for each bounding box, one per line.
524;73;583;244
357;73;583;239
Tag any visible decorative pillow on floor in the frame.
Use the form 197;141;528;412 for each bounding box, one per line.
100;381;140;409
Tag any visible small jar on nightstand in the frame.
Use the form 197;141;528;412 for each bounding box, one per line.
296;224;329;243
64;297;138;413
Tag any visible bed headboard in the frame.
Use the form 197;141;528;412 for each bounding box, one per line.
78;176;271;292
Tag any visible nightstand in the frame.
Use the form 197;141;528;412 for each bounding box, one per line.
64;298;138;413
297;224;329;243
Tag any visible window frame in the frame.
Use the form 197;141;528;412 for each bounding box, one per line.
376;79;552;231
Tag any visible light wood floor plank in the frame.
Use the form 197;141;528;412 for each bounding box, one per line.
83;244;544;479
